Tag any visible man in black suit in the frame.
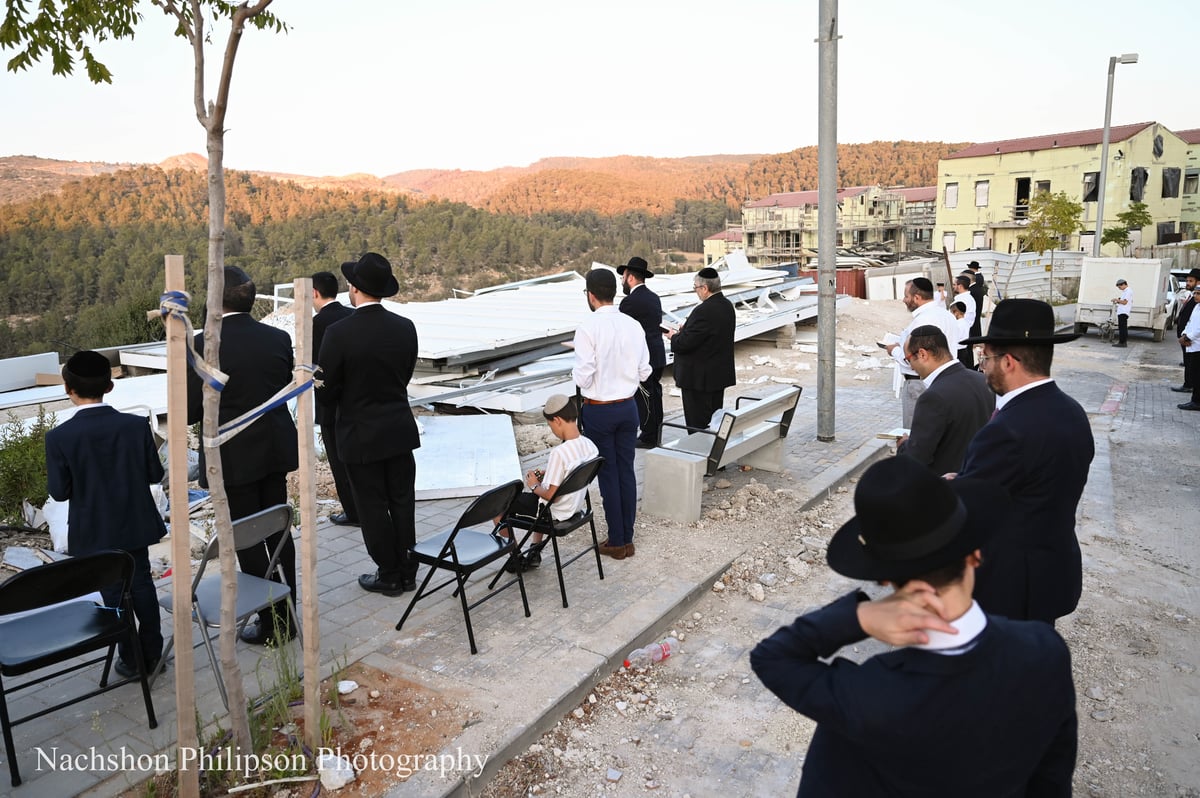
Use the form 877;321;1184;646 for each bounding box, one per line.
752;456;1077;798
666;267;736;430
316;253;422;596
311;271;357;526
188;267;300;645
46;351;168;676
1171;268;1200;393
965;260;988;339
897;325;994;476
618;256;666;448
956;299;1094;624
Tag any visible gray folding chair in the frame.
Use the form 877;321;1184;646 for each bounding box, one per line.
155;504;298;709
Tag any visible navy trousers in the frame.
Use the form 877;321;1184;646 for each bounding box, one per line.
581;399;639;546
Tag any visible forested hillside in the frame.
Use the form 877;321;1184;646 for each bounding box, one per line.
0;167;729;357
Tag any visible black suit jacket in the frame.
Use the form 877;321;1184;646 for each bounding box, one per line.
315;303;420;464
1177;296;1196;337
670;291;736;392
897;362;994;476
619;284;666;369
958;382;1094;622
969;278;987;338
313;300;353;426
751;592;1077;798
45;405;167;554
186;313;299;488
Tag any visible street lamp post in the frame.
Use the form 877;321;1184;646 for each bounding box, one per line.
1093;52;1138;257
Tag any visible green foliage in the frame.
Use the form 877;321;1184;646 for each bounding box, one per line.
1024;190;1084;254
1101;202;1154;253
1100;226;1131;250
0;407;54;524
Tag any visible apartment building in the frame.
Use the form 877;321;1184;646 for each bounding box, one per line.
932;122;1189;255
1179;128;1200;241
703;226;744;265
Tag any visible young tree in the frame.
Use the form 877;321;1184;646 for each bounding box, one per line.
3;0;286;768
1006;190;1084;300
1101;201;1154;256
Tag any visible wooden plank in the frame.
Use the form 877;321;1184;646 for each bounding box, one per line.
292;277;321;752
164;254;200;798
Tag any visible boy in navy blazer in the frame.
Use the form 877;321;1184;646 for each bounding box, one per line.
45;351;167;677
752;456;1077;797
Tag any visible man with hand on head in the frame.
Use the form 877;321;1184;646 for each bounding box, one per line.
751;456;1077;797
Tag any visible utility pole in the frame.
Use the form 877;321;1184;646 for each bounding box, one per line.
816;0;839;441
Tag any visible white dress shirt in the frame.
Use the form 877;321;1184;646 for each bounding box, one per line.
994;377;1053;412
913;600;987;655
572;305;651;400
1115;286;1133;317
953;291;977;328
890;301;963;377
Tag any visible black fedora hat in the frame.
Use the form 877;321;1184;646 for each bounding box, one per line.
961;298;1078;346
827;456;1008;583
617;256;654;278
341;252;399;298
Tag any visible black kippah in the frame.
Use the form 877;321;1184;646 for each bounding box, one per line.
64;351;111;379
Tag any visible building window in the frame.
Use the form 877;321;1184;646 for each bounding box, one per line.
975;181;990;207
1036;180;1051;194
1157;222;1177;244
1083;172;1099;202
973;231;987;249
1162;167;1181;199
942;231;957;252
944;183;959;209
1130;167;1148;202
1185;170;1199;196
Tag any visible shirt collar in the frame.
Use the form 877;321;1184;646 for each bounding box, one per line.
995;377;1053;411
913;600;987;654
221;311;247;318
922;359;957;388
355;300;381;309
73;402;110;412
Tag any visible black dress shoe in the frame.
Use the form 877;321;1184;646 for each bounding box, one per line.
635;440;657;449
330;512;360;526
1178;402;1200;411
114;656;159;678
1171;385;1191;393
358;572;412;596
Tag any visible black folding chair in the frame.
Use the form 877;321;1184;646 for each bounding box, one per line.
395;480;526;654
0;550;158;787
487;456;605;608
155;504;298;709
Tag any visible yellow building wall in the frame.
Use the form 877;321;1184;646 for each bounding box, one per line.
1182;141;1199;240
933;125;1187;255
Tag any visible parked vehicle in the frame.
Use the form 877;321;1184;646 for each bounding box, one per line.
1073;257;1177;342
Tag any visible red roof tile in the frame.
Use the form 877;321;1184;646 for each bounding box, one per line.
745;186;871;209
893;186;936;202
1178;128;1200;144
944;123;1155;159
705;228;744;242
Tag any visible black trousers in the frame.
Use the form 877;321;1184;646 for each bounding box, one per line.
320;421;358;521
635;366;664;445
1181;343;1191;388
682;388;726;430
1117;313;1129;344
346;451;417;583
226;473;296;623
100;545;162;667
1186;351;1200;404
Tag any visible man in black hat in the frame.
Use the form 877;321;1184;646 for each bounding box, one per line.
47;351;168;677
1171;268;1200;393
965;260;988;338
954;298;1094;624
316;253;422;595
667;267;736;430
311;271;357;526
618;256;666;448
751;456;1077;797
187;266;300;645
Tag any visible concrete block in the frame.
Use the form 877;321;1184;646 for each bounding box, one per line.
736;438;784;473
642;448;706;522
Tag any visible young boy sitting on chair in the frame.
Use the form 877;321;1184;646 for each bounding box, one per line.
501;394;598;572
44;351;168;677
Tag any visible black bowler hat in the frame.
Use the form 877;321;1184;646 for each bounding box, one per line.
826;456;1008;582
961;298;1079;346
341;252;399;298
617;256;654;278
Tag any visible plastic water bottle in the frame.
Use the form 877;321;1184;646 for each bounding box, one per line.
623;637;679;669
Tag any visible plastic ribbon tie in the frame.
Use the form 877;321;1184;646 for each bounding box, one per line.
158;291;228;393
202;364;316;448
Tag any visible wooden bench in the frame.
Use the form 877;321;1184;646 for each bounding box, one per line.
642;385;802;522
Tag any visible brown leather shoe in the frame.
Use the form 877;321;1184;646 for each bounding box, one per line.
598;540;627;560
625;543;635;557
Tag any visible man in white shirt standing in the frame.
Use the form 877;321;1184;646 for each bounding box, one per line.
1112;278;1132;348
884;277;962;427
573;269;651;560
952;275;977;368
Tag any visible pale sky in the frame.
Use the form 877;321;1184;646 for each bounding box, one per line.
2;0;1197;177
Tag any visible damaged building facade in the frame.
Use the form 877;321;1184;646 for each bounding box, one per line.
933;122;1192;255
